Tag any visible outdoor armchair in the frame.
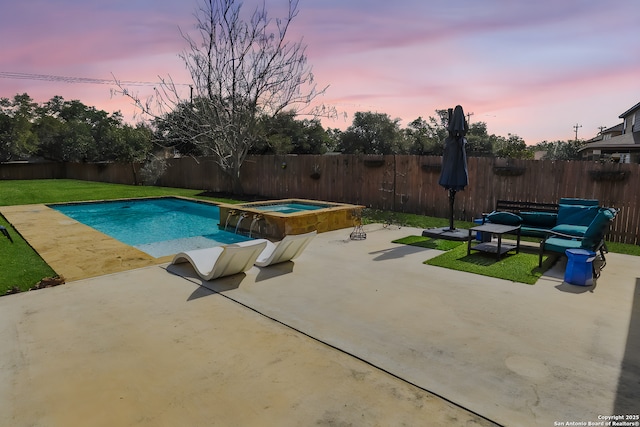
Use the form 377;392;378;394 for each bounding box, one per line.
538;207;617;275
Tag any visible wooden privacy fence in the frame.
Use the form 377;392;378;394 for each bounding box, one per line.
0;161;140;184
231;155;638;245
1;155;638;244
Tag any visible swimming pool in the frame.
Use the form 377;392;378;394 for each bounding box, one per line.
50;197;252;258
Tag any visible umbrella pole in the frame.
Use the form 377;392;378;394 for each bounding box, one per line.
448;189;456;231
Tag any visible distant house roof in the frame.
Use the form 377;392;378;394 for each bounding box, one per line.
603;123;624;133
578;131;640;152
619;101;640;118
585;123;623;143
580;101;640;151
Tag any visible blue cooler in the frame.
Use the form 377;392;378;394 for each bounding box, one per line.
564;249;597;286
473;218;492;242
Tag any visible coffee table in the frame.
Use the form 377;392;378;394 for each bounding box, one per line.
467;223;521;260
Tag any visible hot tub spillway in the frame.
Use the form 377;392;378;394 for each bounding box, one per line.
221;210;268;238
224;210;238;232
217;199;365;240
234;212;249;234
249;214;264;238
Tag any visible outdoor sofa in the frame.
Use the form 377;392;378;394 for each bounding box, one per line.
483;198;600;238
482;197;618;274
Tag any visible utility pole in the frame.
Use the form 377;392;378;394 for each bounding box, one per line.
573;123;582;141
466;111;474;125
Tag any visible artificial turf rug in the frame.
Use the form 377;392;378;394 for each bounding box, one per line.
393;235;554;285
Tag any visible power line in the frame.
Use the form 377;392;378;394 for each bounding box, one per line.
465;111;474;124
0;71;189;87
573;123;582;141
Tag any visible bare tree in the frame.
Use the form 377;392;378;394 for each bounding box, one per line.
115;0;331;193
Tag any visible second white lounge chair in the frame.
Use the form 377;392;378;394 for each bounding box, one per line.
171;239;268;281
255;231;317;267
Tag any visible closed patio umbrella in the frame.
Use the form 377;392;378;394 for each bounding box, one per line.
438;105;468;231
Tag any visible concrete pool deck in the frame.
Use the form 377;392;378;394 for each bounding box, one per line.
1;205;639;426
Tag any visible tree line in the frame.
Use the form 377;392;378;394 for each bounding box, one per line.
0;93;152;164
1;92;585;166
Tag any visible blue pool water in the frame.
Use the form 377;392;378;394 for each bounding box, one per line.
253;202;328;215
50;198;252;258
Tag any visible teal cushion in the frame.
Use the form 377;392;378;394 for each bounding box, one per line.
487;211;522;225
557;205;599;226
544;236;582;254
550;224;588;237
520;226;550;238
581;208;615;249
559;198;599;206
520;211;557;227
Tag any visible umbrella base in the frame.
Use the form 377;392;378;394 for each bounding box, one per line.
422;227;471;242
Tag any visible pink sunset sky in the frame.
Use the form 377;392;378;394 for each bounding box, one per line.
1;0;639;144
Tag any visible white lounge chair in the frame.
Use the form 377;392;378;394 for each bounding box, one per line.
171;239;268;281
255;231;317;267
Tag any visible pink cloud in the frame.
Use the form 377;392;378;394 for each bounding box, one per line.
0;1;190;69
2;0;639;145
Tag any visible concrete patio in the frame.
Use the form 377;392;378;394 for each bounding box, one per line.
0;207;638;426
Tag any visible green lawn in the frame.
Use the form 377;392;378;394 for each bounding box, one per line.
607;241;640;256
1;215;57;293
0;179;207;206
362;208;476;230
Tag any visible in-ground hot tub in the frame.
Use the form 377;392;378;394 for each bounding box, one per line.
217;199;365;240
